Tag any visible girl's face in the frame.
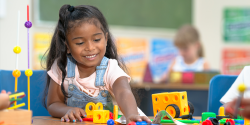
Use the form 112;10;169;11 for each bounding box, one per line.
178;42;199;61
66;21;107;68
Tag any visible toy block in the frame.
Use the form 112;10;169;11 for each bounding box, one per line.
93;110;110;123
95;102;103;110
202;119;213;125
113;105;118;123
219;107;225;116
226;119;235;125
182;72;194;84
201;112;216;121
207;72;219;84
152;91;189;118
0;109;32;125
85;102;96;118
244;118;250;125
169;72;182;83
194;72;207;84
136;121;147;125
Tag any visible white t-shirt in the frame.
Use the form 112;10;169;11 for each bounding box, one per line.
172;56;205;72
220;66;250;104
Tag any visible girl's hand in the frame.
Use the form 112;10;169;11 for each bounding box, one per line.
225;98;250;119
61;107;87;123
0;90;11;110
126;114;151;124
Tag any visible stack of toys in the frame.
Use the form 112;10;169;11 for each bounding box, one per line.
84;102;118;125
0;5;33;125
169;71;219;84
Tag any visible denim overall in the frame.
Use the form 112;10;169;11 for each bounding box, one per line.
66;55;113;111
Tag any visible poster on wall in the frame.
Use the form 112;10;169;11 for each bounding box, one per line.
224;8;250;42
33;33;52;70
116;38;148;83
222;48;250;75
149;38;178;83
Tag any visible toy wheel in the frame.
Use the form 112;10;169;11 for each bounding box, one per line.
188;101;194;115
165;104;180;118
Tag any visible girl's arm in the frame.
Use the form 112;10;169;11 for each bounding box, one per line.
203;60;210;70
112;76;151;123
47;79;86;122
159;59;175;83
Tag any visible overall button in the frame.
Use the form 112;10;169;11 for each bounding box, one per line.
69;84;74;91
101;91;107;97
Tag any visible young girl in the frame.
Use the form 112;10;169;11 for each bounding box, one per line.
0;90;10;110
43;5;151;123
160;25;209;82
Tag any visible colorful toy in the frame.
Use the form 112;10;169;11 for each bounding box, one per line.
8;92;25;110
208;118;219;125
169;71;219;84
244;118;250;125
93;110;110;123
201;112;216;122
82;118;93;121
202;119;213;125
234;83;246;118
225;119;235;125
12;10;21;107
85;102;99;118
152;91;194;118
107;119;115;125
169;72;182;83
136;121;148;125
128;122;136;125
113;105;118;123
85;102;111;123
216;107;230;120
24;4;33;111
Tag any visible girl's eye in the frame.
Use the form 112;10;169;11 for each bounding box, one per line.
94;39;101;42
76;42;84;45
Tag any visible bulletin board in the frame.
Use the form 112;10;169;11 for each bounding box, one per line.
223;8;250;42
36;0;192;29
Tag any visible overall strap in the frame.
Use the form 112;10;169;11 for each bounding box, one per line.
67;55;77;78
95;56;109;87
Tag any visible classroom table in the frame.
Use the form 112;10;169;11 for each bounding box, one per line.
32;116;201;125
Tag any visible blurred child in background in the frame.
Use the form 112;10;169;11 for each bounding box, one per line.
160;25;209;82
0;90;10;110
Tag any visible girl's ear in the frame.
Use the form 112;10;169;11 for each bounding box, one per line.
65;42;70;54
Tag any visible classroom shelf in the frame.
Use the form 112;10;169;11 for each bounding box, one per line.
130;83;209;90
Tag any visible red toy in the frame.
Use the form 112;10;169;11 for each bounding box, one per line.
202;119;213;125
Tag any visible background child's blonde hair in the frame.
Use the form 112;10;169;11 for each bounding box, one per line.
174;25;204;57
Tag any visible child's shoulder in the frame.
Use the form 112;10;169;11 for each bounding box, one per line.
242;66;250;73
108;58;118;64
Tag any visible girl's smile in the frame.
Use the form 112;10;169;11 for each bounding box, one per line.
84;53;98;60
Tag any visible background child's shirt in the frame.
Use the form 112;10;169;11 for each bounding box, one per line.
220;66;250;104
47;59;131;101
172;56;205;72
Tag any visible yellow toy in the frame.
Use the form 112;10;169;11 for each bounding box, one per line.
152;91;194;118
85;102;105;118
218;107;225;116
85;102;110;123
85;102;97;118
245;118;250;125
93;110;110;123
113;105;118;123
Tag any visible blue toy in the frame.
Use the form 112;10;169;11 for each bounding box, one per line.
107;119;115;125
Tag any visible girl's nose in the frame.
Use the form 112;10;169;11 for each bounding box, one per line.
85;41;95;51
